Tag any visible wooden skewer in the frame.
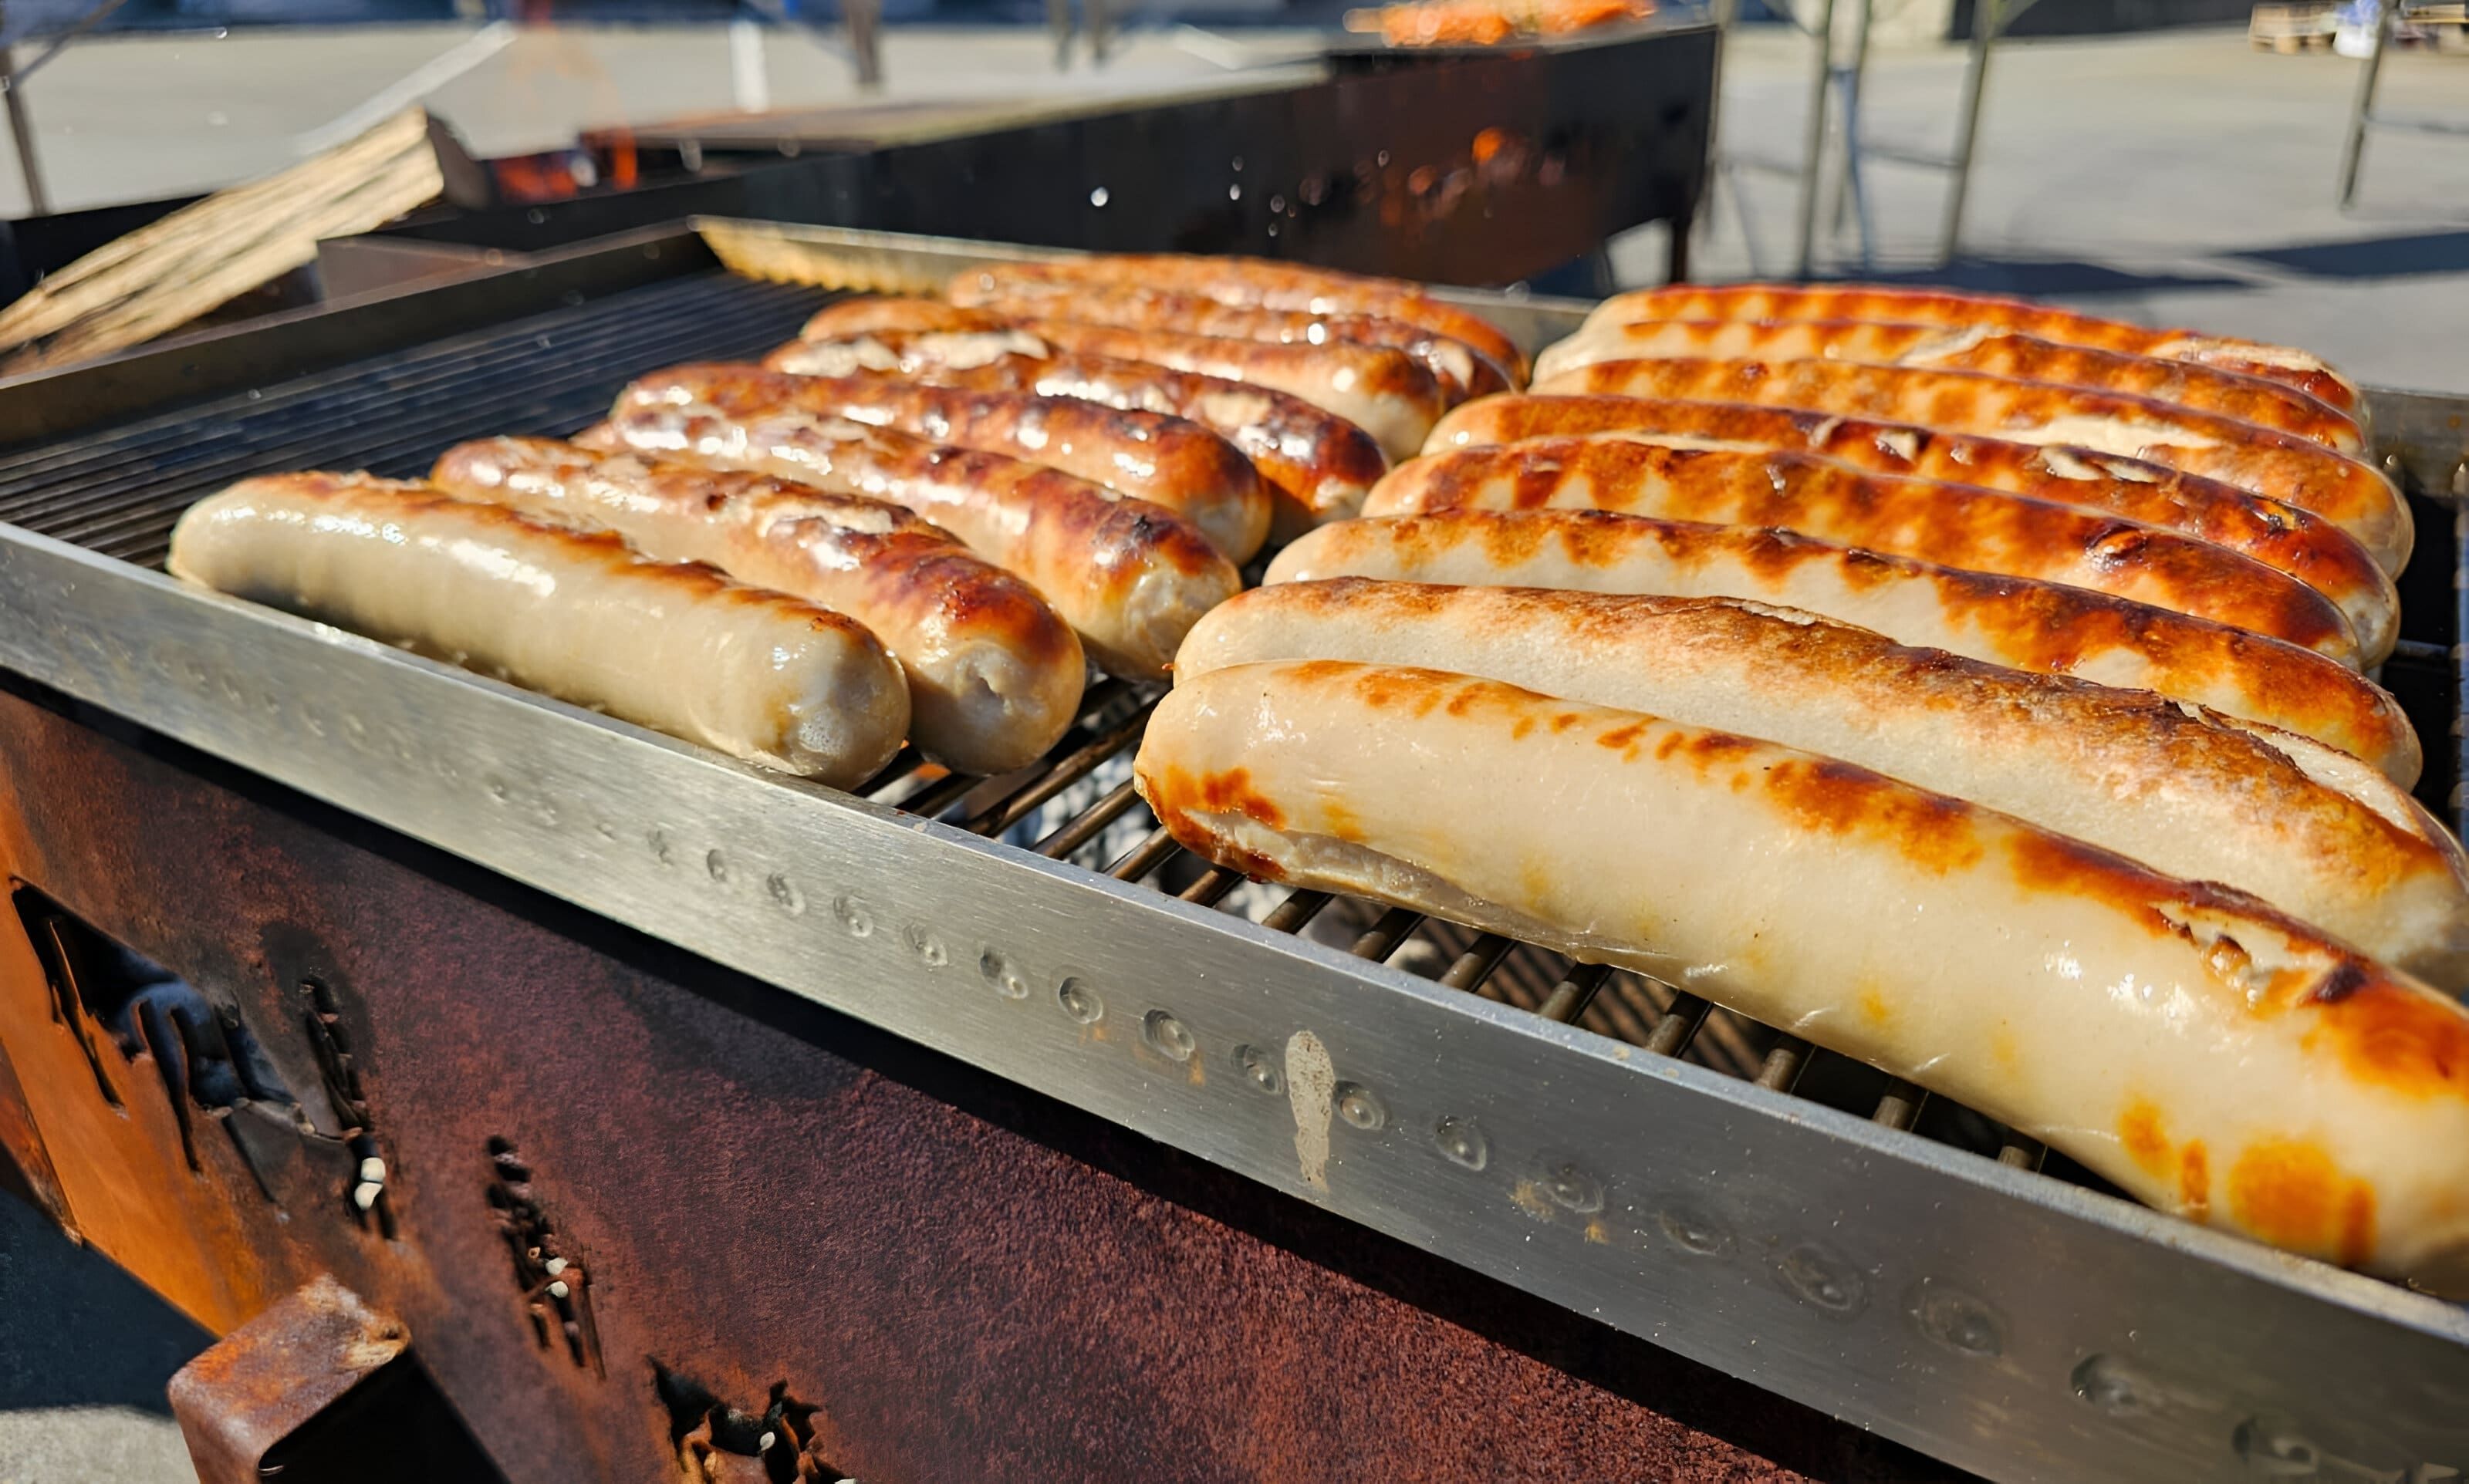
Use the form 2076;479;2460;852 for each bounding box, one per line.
0;107;443;373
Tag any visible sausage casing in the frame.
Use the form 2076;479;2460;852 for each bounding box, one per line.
591;398;1239;681
1005;319;1444;462
167;472;910;786
1530;356;2411;573
947;283;1513;403
1532;320;2361;450
947;255;1530;385
431;437;1086;776
1363;437;2366;665
765;332;1388;538
620;362;1272;563
1178;579;2469;986
1136;660;2469;1287
1424;391;2405;657
1265;510;2419;781
1576;282;2360;414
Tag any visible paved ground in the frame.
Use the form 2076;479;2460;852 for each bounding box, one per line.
1637;25;2469;390
5;20;2464;384
0;1192;207;1484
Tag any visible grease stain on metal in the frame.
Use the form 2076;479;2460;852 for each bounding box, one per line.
1285;1029;1336;1192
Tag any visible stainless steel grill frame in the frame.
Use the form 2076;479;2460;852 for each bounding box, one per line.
0;221;2463;1483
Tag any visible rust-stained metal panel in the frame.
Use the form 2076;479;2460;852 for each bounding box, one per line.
0;681;1936;1482
169;1276;409;1483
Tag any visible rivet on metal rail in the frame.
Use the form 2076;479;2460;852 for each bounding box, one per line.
1142;1009;1197;1062
2071;1353;2166;1419
1653;1201;1736;1260
1333;1080;1387;1132
831;893;876;939
1058;976;1105;1025
978;949;1031;1000
902;922;950;968
1774;1242;1868;1317
2231;1415;2323;1478
1907;1277;2005;1358
1231;1043;1285;1094
1433;1115;1489;1171
1538;1159;1604;1214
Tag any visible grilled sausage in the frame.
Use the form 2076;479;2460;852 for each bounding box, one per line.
800;298;1013;339
785;299;1444;459
1576;282;2359;415
1532;321;2361;450
590;398;1238;681
1265;511;2418;781
765;332;1388;538
1528;358;2411;573
1362;438;2366;664
1422;396;2400;654
946;284;1514;403
167;472;910;786
1177;580;2469;986
1135;659;2469;1288
1004;319;1444;461
619;363;1272;563
431;438;1085;776
947;255;1531;385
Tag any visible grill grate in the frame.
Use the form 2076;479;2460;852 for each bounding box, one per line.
0;273;829;568
36;263;2469;1237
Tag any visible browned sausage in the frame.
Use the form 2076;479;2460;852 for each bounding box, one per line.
998;319;1444;460
947;283;1513;403
1577;282;2359;416
1265;509;2419;781
617;362;1272;562
801;298;1013;339
947;255;1530;386
431;437;1086;775
1532;320;2361;450
764;331;1389;538
589;397;1240;681
1422;393;2400;659
1363;438;2363;663
1529;357;2411;573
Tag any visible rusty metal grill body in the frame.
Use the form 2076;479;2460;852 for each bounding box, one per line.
0;224;2464;1483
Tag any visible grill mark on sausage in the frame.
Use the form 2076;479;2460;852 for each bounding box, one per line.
1576;284;2356;413
1373;439;2359;659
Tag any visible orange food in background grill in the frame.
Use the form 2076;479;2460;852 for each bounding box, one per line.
1370;0;1653;46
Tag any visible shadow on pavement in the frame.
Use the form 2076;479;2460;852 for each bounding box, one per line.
2228;227;2469;281
1820;259;2251;296
0;1191;211;1417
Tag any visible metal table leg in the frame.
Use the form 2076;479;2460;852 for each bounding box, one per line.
1938;0;2001;265
2338;0;2395;208
0;49;46;218
1792;0;1842;278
